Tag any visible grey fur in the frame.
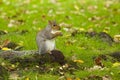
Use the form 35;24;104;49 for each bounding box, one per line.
36;23;55;54
36;21;62;54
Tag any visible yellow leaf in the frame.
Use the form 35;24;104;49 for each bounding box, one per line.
11;64;15;68
114;35;120;42
75;78;81;80
103;27;110;33
2;47;11;51
112;62;120;67
74;60;84;63
66;77;72;80
88;28;94;33
79;28;85;32
103;30;108;33
25;77;29;80
38;28;41;31
1;62;5;66
18;41;23;46
74;5;79;10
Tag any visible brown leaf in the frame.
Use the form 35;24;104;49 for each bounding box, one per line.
66;77;72;80
1;39;10;48
114;35;120;43
94;57;104;67
9;73;19;80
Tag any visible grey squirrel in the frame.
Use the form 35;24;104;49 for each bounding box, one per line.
36;20;62;54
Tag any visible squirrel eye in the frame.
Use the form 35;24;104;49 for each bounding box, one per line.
53;24;56;26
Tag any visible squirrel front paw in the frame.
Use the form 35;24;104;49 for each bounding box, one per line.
51;31;63;36
56;31;63;36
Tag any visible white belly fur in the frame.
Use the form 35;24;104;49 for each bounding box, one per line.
45;39;55;51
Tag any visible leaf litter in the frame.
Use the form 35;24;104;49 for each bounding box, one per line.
0;0;120;79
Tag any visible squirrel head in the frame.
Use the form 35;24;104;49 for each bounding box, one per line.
48;20;61;30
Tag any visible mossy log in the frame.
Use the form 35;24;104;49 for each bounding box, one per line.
0;50;66;65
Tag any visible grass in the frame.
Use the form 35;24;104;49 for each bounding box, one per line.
0;0;120;79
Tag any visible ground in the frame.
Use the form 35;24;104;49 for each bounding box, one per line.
0;0;120;80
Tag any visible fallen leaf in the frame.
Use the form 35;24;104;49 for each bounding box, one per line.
2;47;11;51
8;19;15;27
105;0;113;8
88;65;105;71
66;77;72;80
103;27;110;33
74;5;79;11
114;35;120;42
94;57;104;67
18;41;24;46
88;16;101;22
1;39;10;47
11;64;16;68
1;62;6;66
65;40;77;46
0;39;22;50
87;28;94;33
59;22;72;28
87;5;98;11
73;60;84;64
25;77;30;80
59;76;65;80
9;73;19;80
102;75;112;80
75;78;81;80
79;28;85;32
112;62;120;67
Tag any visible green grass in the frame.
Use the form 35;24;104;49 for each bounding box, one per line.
0;0;120;80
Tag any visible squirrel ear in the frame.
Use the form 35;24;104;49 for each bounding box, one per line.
53;20;57;26
53;20;56;23
48;20;52;25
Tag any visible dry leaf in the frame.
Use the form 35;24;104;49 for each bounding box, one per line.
102;75;112;80
112;62;120;67
74;5;79;10
59;22;72;28
75;78;81;80
18;41;24;46
9;73;19;80
114;35;120;42
88;65;104;71
79;28;85;32
2;47;11;51
1;39;10;47
66;77;72;80
73;60;84;63
25;77;30;80
94;57;104;67
87;5;98;11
